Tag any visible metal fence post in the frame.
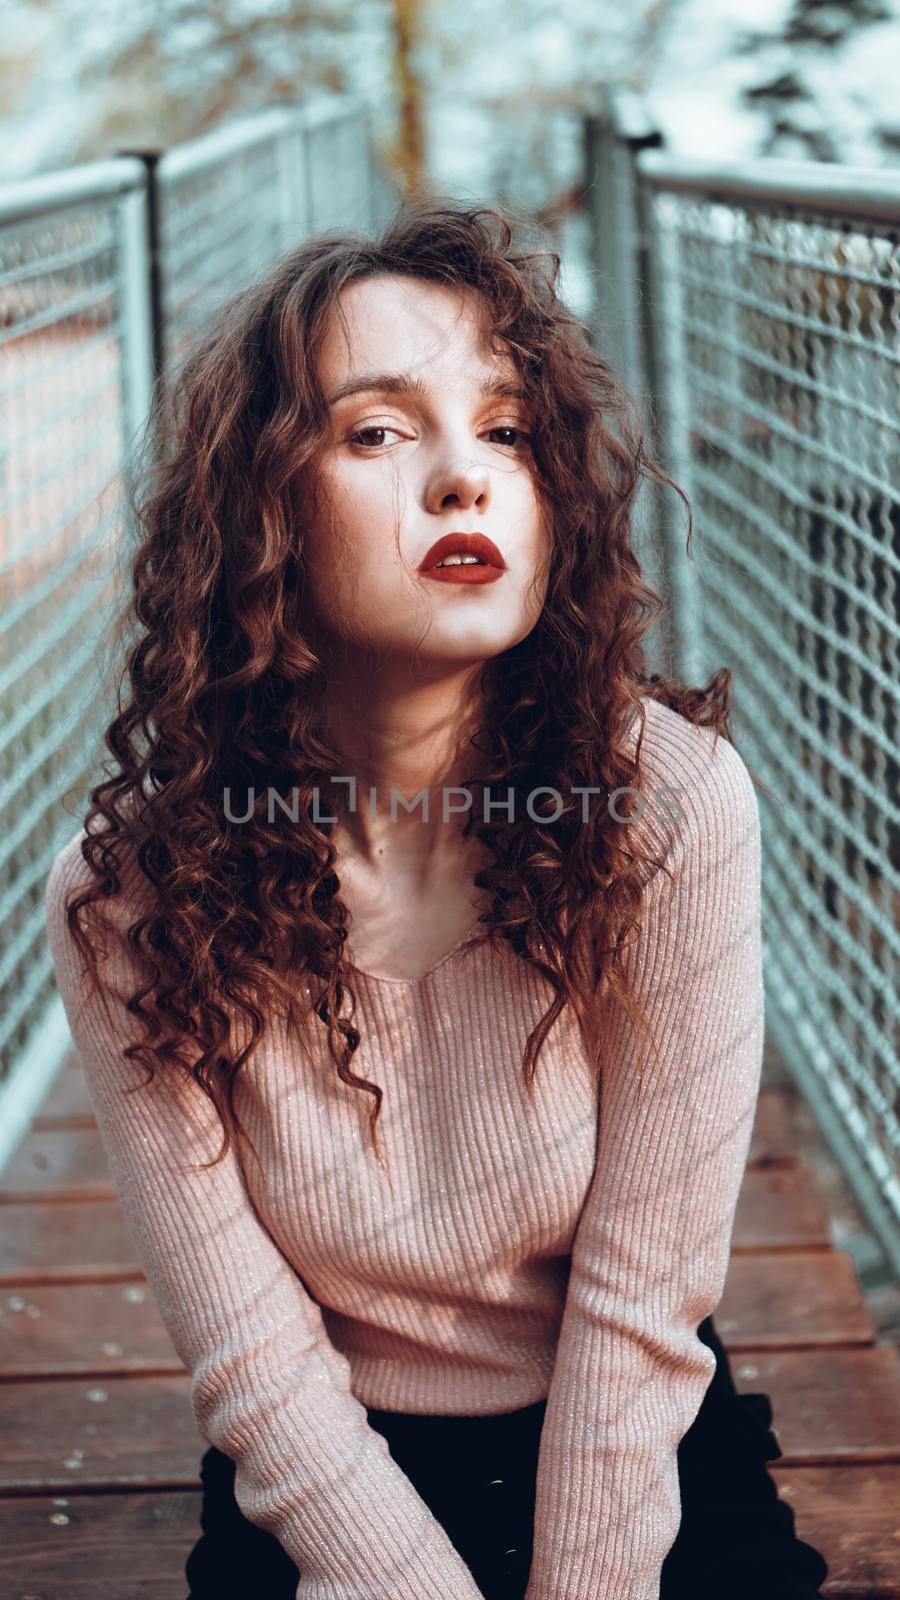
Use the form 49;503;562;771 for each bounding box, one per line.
116;150;162;462
582;90;675;678
632;157;706;686
583;88;662;400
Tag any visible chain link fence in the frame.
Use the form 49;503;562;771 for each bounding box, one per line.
0;98;399;1128
585;92;900;1275
156;101;381;372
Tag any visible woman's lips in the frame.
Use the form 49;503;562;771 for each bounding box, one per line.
418;531;507;585
423;561;505;585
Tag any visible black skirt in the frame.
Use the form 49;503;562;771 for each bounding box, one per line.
183;1315;830;1599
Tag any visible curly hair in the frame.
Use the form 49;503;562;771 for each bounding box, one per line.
60;196;761;1184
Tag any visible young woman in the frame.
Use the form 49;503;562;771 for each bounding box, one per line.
44;200;829;1600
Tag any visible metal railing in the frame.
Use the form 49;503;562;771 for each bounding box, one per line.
585;91;900;1275
0;98;399;1141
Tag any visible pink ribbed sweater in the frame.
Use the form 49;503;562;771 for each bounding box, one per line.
44;697;764;1600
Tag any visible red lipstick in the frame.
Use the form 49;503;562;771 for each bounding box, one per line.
418;532;507;585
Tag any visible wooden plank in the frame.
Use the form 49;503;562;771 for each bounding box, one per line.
0;1203;139;1285
0;1254;873;1380
771;1462;900;1598
2;1137;828;1254
747;1088;795;1169
717;1250;876;1349
0;1128;113;1202
0;1374;202;1494
732;1165;832;1252
25;1072;806;1161
33;1053;96;1128
5;1350;895;1495
0;1488;203;1597
0;1283;183;1379
2;1470;898;1599
24;1068;813;1165
733;1346;900;1465
9;1071;815;1206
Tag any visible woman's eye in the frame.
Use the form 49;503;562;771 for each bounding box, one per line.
347;425;403;449
488;425;530;451
346;423;531;452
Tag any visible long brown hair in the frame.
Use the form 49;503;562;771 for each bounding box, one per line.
60;197;753;1179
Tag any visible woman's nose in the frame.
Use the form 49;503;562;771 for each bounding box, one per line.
427;459;491;513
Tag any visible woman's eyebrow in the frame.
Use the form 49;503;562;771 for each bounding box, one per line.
325;370;528;406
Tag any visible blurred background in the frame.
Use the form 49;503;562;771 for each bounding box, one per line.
5;0;900;183
1;4;900;1594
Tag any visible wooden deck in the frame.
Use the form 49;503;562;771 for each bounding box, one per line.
1;1047;899;1597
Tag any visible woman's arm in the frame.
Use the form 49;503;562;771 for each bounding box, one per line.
44;832;484;1600
524;718;765;1600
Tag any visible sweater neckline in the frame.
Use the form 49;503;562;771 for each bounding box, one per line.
344;920;484;988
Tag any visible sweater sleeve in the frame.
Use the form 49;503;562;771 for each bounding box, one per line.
523;724;765;1600
44;833;485;1600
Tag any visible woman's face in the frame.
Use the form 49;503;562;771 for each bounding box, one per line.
302;273;551;672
